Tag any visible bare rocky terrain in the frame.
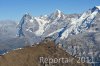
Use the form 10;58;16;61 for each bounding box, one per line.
0;40;90;66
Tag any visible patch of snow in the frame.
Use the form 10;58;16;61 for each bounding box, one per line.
47;28;64;37
30;19;33;23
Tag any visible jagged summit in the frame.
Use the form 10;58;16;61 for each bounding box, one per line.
17;13;33;37
91;6;100;13
54;9;64;18
55;9;62;15
23;13;32;19
17;6;100;39
49;9;65;20
96;6;100;10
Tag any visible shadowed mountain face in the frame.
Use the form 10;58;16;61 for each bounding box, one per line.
0;41;90;66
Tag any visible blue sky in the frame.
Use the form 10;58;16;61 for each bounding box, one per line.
0;0;100;21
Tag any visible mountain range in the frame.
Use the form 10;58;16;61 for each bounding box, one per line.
0;6;100;65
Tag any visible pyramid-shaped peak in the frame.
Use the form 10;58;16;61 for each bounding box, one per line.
56;9;61;13
23;13;32;19
55;9;62;14
24;13;31;17
53;9;64;18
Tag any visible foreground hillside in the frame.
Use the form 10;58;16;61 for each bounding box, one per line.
0;40;90;66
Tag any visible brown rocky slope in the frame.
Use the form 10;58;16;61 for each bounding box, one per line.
0;40;90;66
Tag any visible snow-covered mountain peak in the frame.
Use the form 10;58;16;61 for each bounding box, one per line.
54;6;100;40
49;9;65;20
55;9;61;14
95;6;100;10
17;13;34;37
91;6;100;13
17;6;100;42
55;9;63;18
23;13;32;20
